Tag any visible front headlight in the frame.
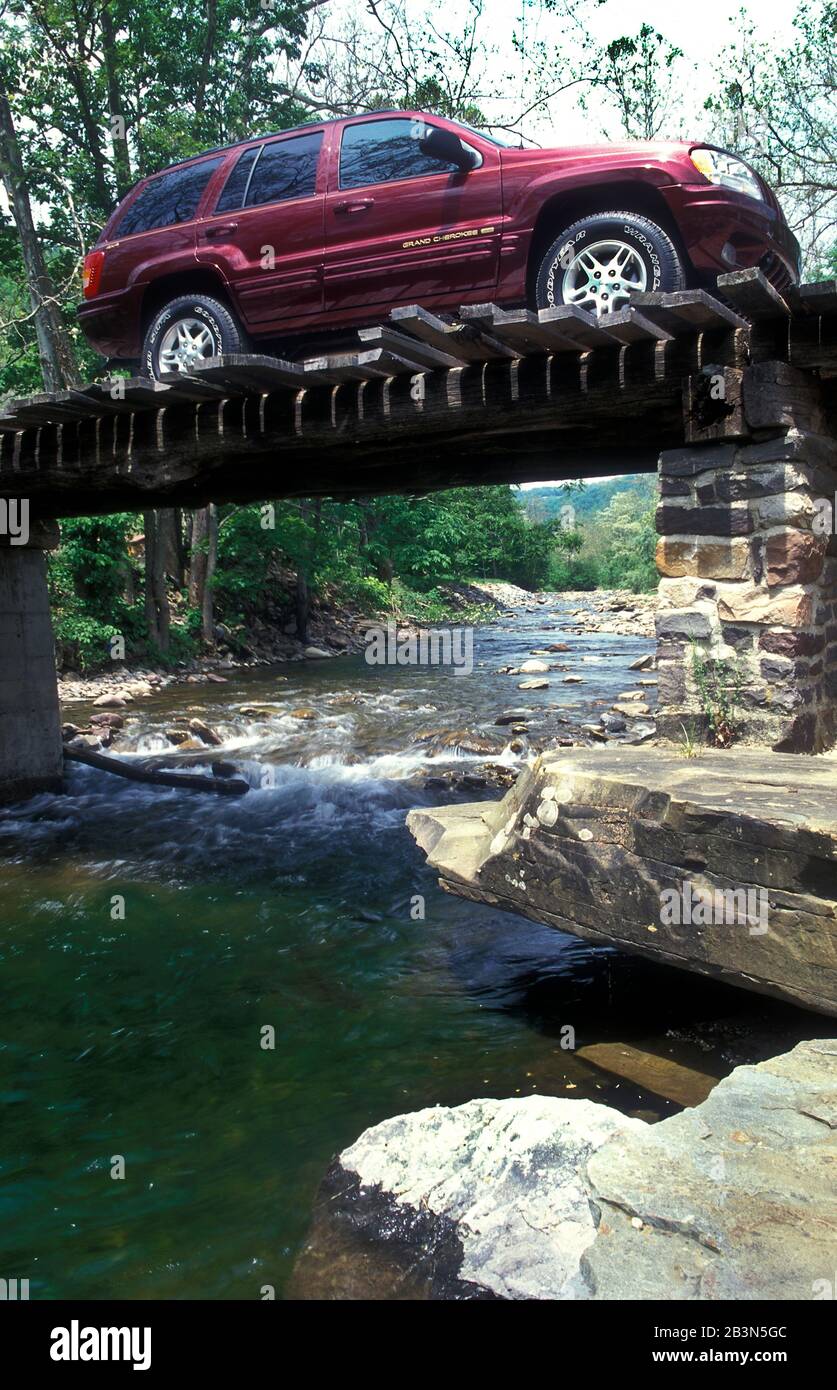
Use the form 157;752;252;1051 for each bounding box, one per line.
689;147;764;201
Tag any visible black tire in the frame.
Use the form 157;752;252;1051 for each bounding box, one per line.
534;210;686;315
142;294;244;379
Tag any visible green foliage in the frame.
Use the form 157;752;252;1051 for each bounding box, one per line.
690;643;745;748
529;475;658;593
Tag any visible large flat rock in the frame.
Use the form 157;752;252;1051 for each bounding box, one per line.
407;748;837;1015
291;1040;837;1300
579;1038;837;1300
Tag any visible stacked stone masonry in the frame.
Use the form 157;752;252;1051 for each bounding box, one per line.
656;363;837;752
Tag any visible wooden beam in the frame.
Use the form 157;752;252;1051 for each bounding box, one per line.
716;268;790;320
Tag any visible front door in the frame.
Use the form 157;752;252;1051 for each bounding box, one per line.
323;117;502;315
196;130;326;331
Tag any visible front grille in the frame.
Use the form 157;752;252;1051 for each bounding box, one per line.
759;250;795;293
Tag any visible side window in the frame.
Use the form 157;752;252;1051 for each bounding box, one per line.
116;158;223;235
340;119;466;189
216;147;259;213
245;132;323;208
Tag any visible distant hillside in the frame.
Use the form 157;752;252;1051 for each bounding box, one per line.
518;475;657;525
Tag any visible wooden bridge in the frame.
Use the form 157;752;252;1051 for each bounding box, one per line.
1;269;835;519
1;266;837;806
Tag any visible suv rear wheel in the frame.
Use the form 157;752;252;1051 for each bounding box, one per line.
535;211;686;317
142;294;244;379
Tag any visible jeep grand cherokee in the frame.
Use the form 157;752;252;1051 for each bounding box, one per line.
78;110;801;379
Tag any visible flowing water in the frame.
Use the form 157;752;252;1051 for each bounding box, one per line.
0;601;816;1299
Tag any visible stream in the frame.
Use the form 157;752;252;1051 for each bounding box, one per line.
0;600;819;1298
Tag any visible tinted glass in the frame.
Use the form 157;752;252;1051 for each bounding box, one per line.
340;119;463;189
216;147;259;212
245;132;323;207
116;158;223;235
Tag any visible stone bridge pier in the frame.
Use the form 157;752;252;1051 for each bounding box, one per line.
0;524;63;802
655;362;837;752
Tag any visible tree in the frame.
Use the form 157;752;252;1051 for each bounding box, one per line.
0;70;80;389
705;1;837;269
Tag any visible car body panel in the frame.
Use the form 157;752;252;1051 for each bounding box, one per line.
77;112;802;362
321;115;503;313
195;130;328;329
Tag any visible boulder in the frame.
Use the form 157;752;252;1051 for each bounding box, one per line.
520;660;549;674
290;1097;643;1301
188;717;223;746
580;1039;837;1301
291;1041;837;1302
304;646;332;659
519;679;549;691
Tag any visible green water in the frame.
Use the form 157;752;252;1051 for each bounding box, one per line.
0;608;813;1298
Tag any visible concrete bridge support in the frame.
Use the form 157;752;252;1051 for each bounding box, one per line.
655;362;837;752
0;526;63;802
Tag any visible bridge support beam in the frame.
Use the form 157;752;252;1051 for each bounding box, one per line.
0;525;63;802
655;362;837;752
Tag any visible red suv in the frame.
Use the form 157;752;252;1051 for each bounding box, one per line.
79;110;801;379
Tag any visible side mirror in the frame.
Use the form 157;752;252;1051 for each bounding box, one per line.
418;126;478;173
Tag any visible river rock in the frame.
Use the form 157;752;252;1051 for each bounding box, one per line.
629;654;655;671
304;646;332;659
519;679;549;691
293;1041;837;1302
611;702;651;716
289;707;318;720
188;718;222;746
93;692;131;708
291;1097;643;1301
495;709;534;726
580;1039;837;1300
520;660;549;674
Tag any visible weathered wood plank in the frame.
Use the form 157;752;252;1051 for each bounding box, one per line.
631;289;749;334
357;325;462;370
390;303;517;361
716;268;790;320
787;280;837;315
537;304;621;349
190;352;332;391
596;306;673;344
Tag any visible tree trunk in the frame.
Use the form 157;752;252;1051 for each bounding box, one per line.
157;508;184;586
100;7;133;196
0;83;80;391
202;503;218;645
188;505;217;645
143;510;170;653
295;570;310;646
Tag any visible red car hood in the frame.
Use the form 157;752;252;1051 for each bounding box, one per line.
499;138;695;170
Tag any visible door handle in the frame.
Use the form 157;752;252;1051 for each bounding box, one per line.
334;199;374;215
202;221;239;239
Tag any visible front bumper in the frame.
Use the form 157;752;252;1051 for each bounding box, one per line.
662;183;801;293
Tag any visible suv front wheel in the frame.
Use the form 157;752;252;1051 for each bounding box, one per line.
142;294;244;379
535;211;686;317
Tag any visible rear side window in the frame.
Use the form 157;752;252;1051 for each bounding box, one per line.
216;147;259;213
116;158;223;236
243;132;323;208
340;119;463;189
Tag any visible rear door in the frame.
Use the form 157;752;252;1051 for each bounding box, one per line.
196;129;326;331
323;116;502;315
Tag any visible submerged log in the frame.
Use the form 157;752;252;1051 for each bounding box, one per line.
64;744;249;796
